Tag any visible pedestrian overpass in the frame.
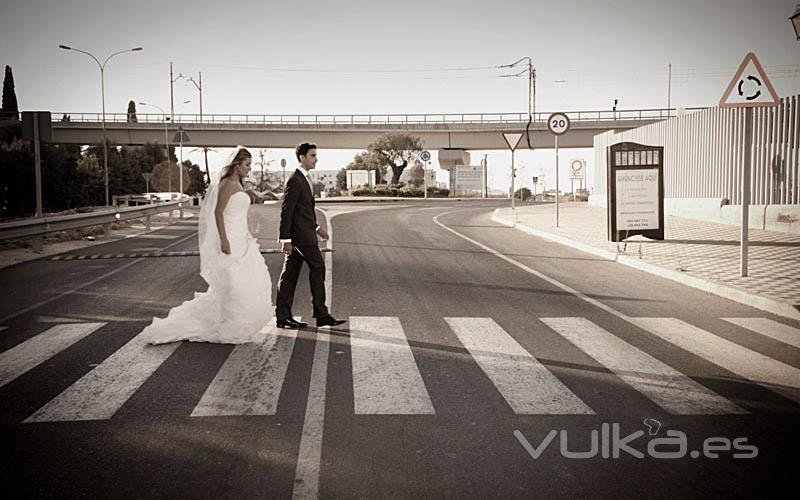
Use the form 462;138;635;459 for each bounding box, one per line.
50;108;699;151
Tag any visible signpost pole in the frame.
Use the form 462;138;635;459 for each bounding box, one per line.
741;107;753;277
511;149;516;209
33;113;43;218
555;134;559;227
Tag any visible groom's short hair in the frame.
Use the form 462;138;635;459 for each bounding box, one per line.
295;142;317;162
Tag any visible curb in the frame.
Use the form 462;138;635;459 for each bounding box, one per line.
492;211;800;321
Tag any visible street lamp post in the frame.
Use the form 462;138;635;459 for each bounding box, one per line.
186;72;203;121
139;102;171;195
60;44;142;206
790;4;800;40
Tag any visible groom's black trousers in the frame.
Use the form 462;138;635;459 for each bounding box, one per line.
275;244;329;321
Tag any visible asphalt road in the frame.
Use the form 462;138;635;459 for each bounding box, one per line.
1;200;798;499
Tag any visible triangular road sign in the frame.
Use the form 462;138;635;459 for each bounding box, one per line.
720;53;780;108
502;132;523;151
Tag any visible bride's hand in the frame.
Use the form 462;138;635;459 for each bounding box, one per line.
221;239;231;255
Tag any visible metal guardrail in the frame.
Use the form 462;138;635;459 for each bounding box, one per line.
0;201;184;251
50;108;706;126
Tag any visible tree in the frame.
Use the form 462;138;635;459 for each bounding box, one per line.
343;150;387;186
336;168;348;191
514;187;532;201
407;161;425;188
184;160;207;195
367;132;423;185
127;101;138;123
1;65;19;119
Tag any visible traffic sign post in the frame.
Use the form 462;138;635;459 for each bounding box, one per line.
420;150;431;199
547;113;571;227
719;52;779;277
570;159;585;201
502;133;523;209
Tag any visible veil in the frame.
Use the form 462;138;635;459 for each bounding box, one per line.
197;146;246;286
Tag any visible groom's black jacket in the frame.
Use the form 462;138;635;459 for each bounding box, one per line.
279;169;318;246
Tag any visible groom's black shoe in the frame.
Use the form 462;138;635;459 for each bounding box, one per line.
316;316;347;327
277;318;308;329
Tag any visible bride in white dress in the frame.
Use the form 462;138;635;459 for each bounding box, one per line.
143;147;273;345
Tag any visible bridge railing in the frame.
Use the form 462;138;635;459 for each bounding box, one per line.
51;108;704;126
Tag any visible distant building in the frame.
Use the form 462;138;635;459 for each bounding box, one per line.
345;170;376;189
308;170;340;193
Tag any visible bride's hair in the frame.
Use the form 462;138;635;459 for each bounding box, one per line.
220;147;252;185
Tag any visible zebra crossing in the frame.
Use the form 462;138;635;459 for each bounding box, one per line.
1;315;798;423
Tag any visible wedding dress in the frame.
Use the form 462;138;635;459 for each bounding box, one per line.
142;185;272;345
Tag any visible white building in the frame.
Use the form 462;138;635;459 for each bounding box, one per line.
345;169;376;189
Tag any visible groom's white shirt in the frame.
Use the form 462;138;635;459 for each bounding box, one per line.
279;166;320;245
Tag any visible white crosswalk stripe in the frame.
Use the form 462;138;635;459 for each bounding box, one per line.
349;316;435;414
0;323;106;388
7;315;797;421
631;318;800;404
722;318;800;349
192;325;297;416
446;317;594;415
25;332;180;422
541;318;746;415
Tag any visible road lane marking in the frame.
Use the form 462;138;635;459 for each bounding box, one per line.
0;322;106;388
631;317;800;404
0;231;198;324
292;209;334;500
192;324;297;416
722;318;800;349
350;316;434;414
433;212;800;404
541;317;746;415
24;332;180;422
445;317;593;414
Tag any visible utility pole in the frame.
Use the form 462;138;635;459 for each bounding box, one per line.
667;62;672;114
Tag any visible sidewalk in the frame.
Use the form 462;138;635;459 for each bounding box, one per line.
493;202;800;320
0;210;197;270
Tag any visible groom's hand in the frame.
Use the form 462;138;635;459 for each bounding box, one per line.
282;242;294;255
316;228;329;241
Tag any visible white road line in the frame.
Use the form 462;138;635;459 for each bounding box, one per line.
631;318;800;404
722;318;800;349
0;231;198;325
0;322;106;388
292;329;330;500
445;317;593;415
433;212;800;404
191;325;297;416
541;317;746;415
292;209;335;500
349;316;435;415
24;332;180;422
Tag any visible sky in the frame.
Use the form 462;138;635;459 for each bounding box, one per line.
2;0;799;192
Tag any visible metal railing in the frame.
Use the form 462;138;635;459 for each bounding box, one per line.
0;200;184;251
50;108;706;126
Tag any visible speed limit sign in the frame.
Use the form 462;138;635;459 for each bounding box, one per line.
547;112;571;135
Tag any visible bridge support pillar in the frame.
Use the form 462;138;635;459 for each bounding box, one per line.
437;149;471;196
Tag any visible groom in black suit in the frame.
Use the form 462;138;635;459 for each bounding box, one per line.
275;143;346;329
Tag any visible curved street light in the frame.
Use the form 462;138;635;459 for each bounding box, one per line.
138;102;172;195
59;44;143;206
